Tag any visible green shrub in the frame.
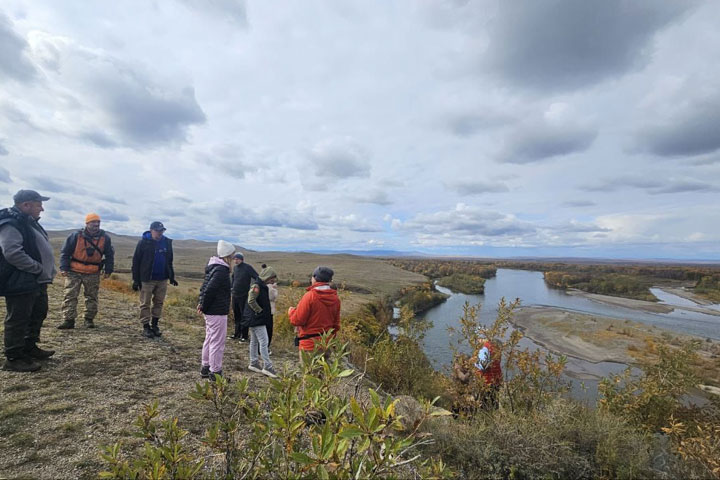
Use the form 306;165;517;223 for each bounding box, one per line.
100;337;448;479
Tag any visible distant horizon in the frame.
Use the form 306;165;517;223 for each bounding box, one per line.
46;228;720;264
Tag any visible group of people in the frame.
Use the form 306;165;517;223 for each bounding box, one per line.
0;189;343;380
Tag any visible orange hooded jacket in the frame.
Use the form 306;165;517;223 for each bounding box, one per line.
288;283;341;351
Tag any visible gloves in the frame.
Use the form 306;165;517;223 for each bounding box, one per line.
132;281;141;291
170;279;179;286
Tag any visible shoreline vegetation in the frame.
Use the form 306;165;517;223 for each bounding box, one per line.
435;273;486;294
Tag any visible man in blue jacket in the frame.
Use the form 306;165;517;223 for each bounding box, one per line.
0;190;57;372
131;221;178;338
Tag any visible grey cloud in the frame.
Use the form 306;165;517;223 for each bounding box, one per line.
584;176;718;195
500;122;597;164
633;92;720;158
0;100;35;126
29;177;87;195
353;190;392;206
318;213;383;233
222;200;318;230
446;180;508;195
0;166;11;182
96;83;206;148
305;138;371;180
0;12;37;82
25;176;126;204
484;0;694;91
649;181;719;195
177;0;247;26
198;144;257;179
48;198;83;214
33;36;206;148
402;205;535;237
562;200;596;207
0;142;8;156
95;206;130;222
447;111;512;137
552;222;610;234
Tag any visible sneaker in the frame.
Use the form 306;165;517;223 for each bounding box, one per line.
261;366;278;379
57;321;75;330
200;365;210;379
248;362;263;374
239;337;248;343
2;357;42;372
27;346;55;360
143;324;155;338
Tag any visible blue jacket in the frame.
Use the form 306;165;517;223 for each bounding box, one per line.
131;231;175;284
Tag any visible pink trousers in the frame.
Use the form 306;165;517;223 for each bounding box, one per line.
201;314;227;373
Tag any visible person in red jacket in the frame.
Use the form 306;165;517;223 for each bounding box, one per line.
473;339;503;410
288;266;341;360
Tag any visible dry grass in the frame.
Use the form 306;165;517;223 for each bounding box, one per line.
0;282;303;478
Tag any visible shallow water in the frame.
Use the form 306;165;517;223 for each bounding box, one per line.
418;269;720;401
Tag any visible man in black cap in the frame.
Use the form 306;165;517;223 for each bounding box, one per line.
131;221;178;338
0;190;57;372
229;252;257;341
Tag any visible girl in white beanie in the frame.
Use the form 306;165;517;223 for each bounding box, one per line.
197;240;235;380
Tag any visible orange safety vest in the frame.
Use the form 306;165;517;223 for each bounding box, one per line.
70;233;106;274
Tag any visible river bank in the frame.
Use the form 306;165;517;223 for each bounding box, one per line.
512;305;720;390
566;288;720;316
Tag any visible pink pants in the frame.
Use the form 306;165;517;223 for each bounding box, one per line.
201;314;227;373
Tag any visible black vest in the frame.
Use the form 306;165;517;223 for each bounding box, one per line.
0;208;43;296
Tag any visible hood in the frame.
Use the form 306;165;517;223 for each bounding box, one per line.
310;283;339;306
207;256;229;268
143;230;166;241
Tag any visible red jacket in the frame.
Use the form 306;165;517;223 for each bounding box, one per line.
288;283;341;351
476;341;503;386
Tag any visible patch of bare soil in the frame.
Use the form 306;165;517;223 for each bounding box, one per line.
566;288;720;316
0;283;300;479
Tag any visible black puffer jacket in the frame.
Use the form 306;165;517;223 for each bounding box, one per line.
198;258;231;315
242;279;271;327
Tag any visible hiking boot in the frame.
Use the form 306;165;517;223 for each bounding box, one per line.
261;366;278;379
151;318;162;337
143;324;155;338
200;365;210;379
57;321;75;330
27;346;55;360
84;320;96;329
3;357;42;372
209;370;228;382
248;362;263;374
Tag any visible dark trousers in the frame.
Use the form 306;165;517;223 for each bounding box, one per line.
232;294;248;339
4;285;49;360
267;314;273;347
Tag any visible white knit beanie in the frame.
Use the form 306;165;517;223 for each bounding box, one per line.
217;240;235;258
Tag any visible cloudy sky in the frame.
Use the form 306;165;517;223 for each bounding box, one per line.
1;1;719;259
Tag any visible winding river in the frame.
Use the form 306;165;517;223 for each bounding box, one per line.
417;269;720;400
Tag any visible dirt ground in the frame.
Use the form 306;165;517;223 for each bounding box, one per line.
0;282;306;479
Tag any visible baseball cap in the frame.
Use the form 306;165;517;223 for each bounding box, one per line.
13;189;50;204
149;221;166;231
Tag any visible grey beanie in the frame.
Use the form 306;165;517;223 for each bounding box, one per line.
312;266;334;283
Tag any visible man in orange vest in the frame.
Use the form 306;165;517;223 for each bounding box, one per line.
57;213;114;329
